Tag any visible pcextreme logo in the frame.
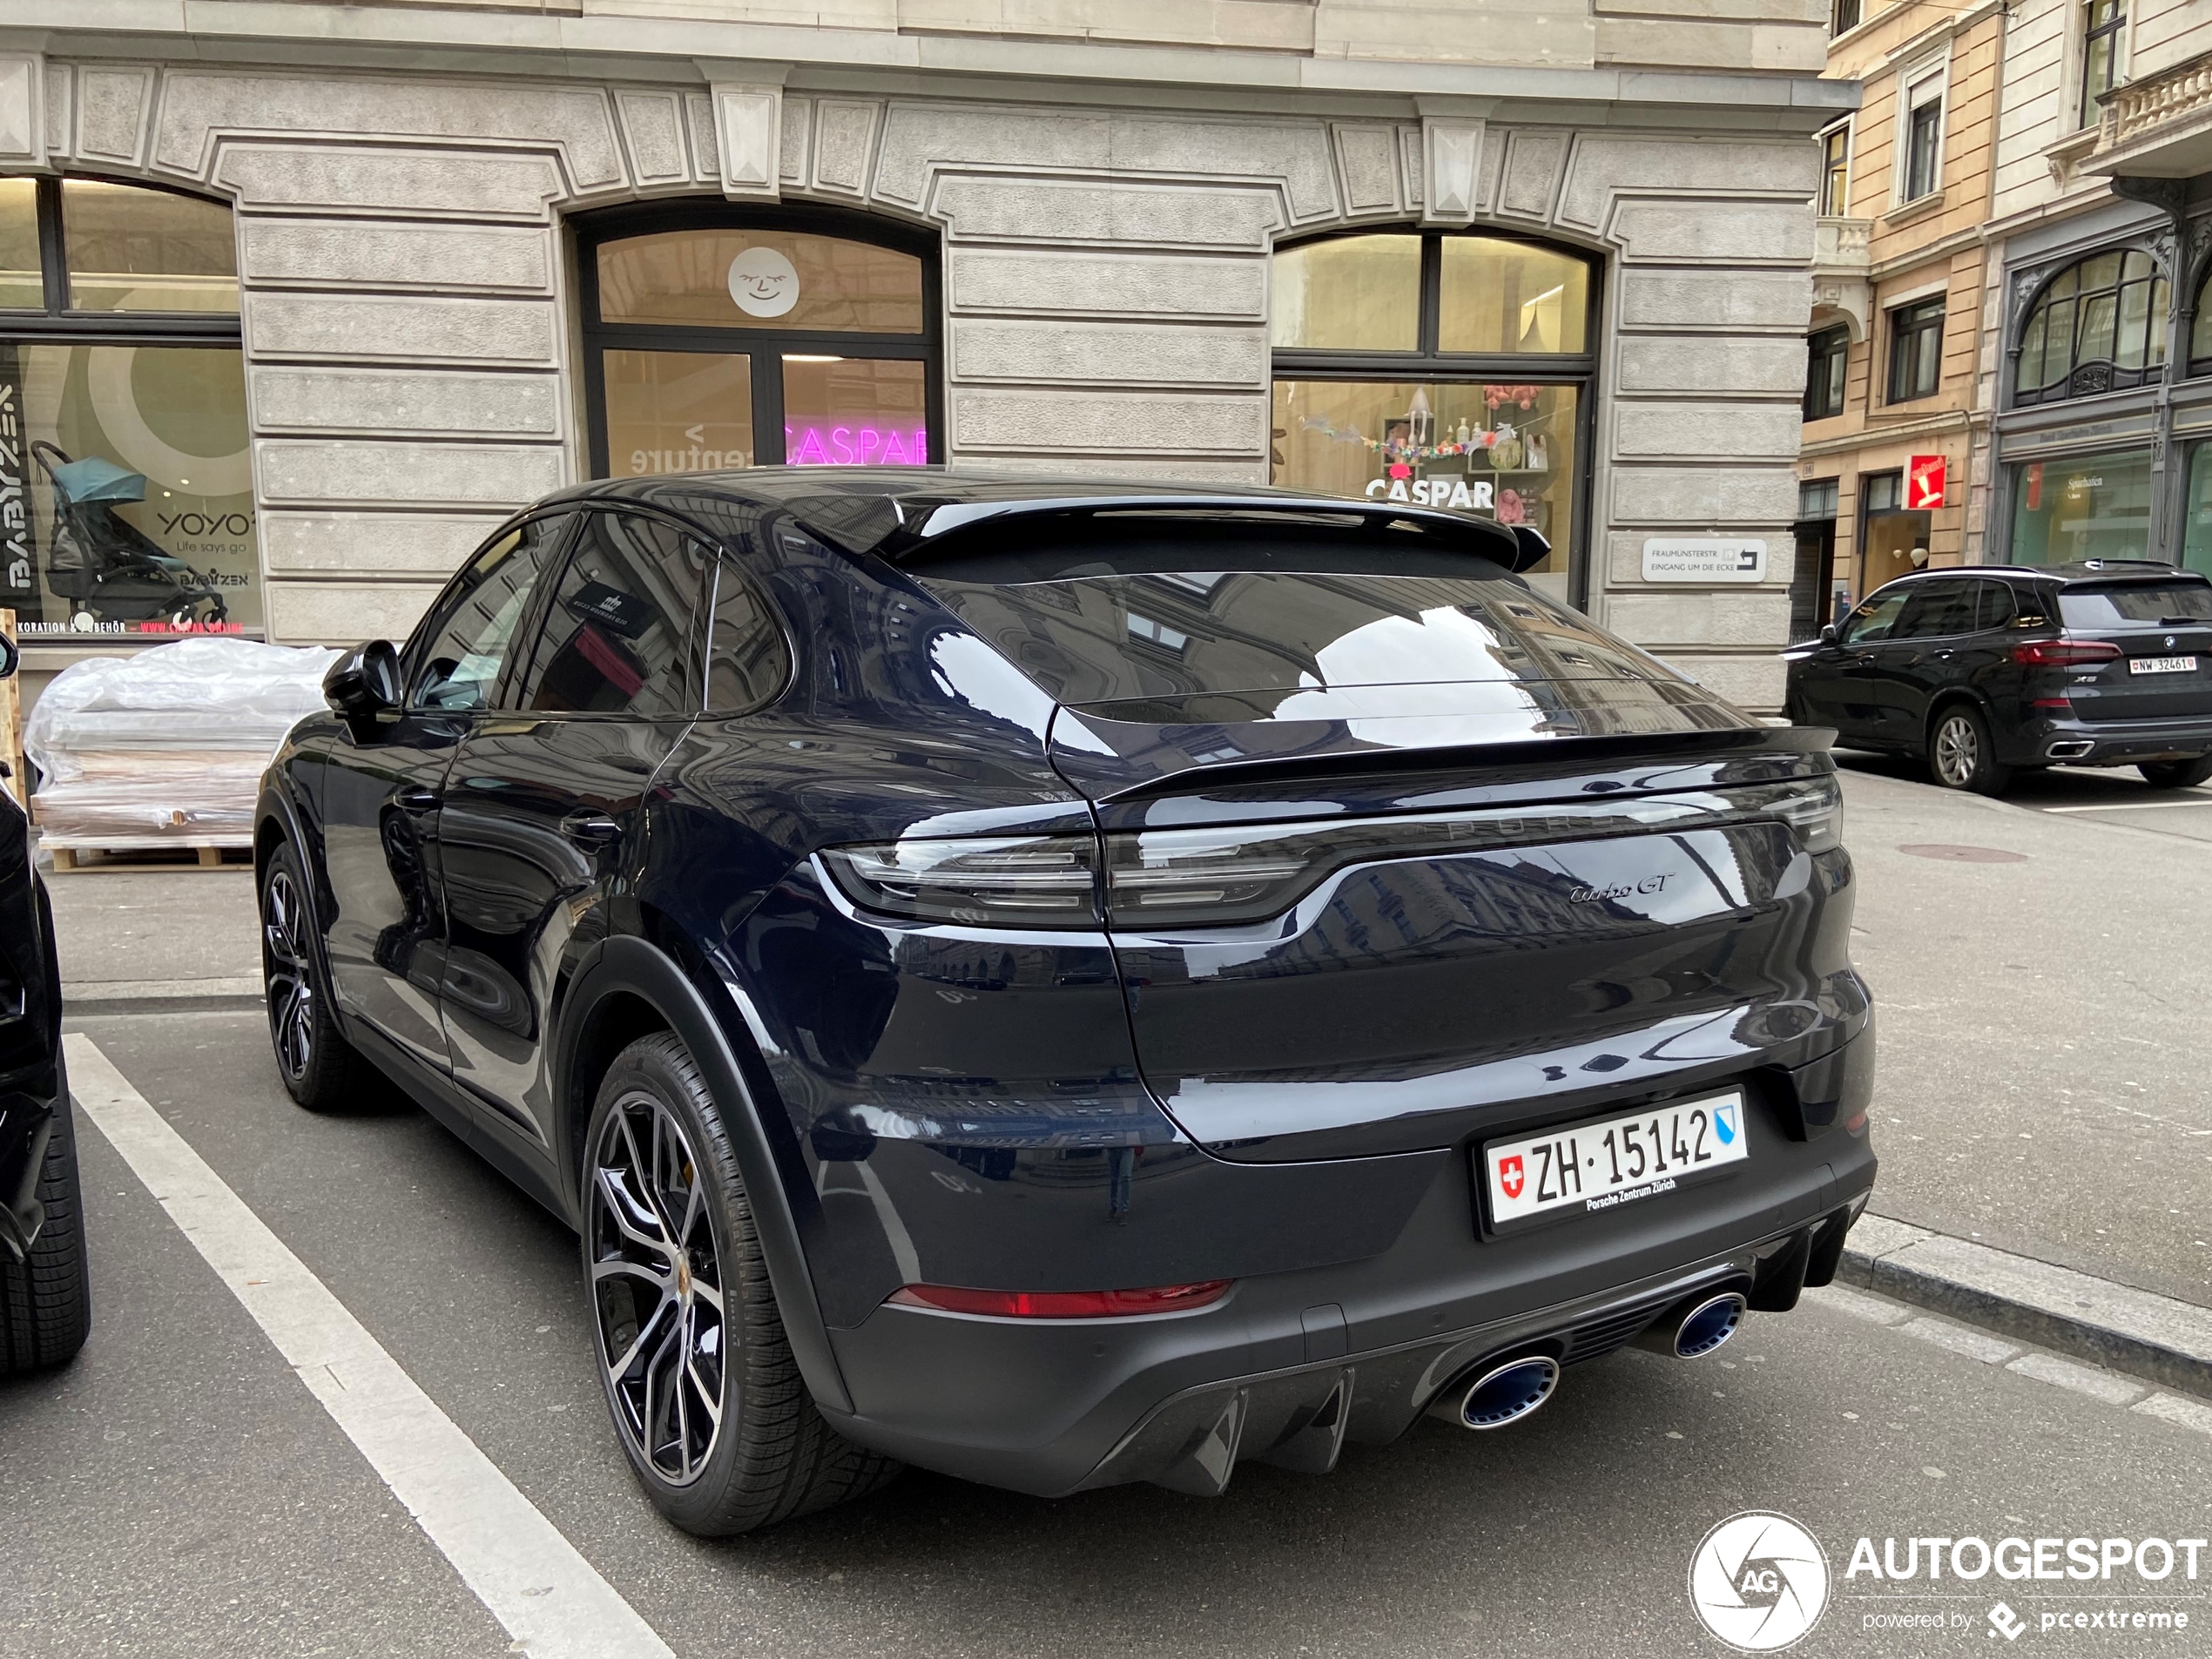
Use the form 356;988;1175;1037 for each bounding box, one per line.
1689;1512;1832;1652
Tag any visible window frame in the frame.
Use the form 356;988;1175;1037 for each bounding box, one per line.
576;199;944;476
2012;246;2169;408
2080;0;2128;131
1267;226;1604;607
0;173;240;343
1886;297;1946;403
1817;120;1852;219
1805;323;1851;420
1832;0;1861;36
1897;64;1948;205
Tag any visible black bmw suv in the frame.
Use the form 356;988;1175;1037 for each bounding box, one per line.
1784;561;2212;794
257;471;1876;1534
0;627;91;1375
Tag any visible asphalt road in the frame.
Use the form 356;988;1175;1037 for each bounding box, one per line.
1832;755;2212;1308
3;1011;2209;1659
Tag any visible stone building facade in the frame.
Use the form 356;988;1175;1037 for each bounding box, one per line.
0;2;1851;713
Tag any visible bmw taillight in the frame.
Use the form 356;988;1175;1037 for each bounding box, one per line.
887;1280;1233;1318
2011;638;2120;666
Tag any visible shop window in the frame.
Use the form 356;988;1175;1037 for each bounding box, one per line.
1886;298;1945;403
1818;124;1851;218
2181;442;2212;578
0;175;253;643
1860;469;1932;594
1269;230;1599;590
1901;70;1946;202
581;206;939;475
1805;325;1850;420
2081;0;2126;129
2008;447;2155;564
2014;249;2168;407
2190;267;2212;376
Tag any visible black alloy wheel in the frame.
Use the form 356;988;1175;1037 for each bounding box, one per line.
583;1033;899;1534
259;842;376;1110
1927;705;2011;795
2140;756;2212;790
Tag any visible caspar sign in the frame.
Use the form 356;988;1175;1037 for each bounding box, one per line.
1642;537;1767;583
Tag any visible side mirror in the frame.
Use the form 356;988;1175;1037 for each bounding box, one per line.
324;639;400;738
1817;624;1839;646
0;631;16;680
1507;525;1551;574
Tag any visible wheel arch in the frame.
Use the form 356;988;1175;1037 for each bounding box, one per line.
553;934;853;1416
1923;688;1993;746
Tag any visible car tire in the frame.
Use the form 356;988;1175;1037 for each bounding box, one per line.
1926;705;2012;795
583;1032;900;1535
0;1058;92;1375
2139;757;2212;790
260;840;380;1111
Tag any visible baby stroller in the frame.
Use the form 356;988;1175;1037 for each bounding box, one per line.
31;440;229;631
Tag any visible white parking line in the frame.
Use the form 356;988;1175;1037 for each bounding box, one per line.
64;1034;676;1659
2040;799;2212;813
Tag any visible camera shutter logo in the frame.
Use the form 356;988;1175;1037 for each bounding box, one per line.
1689;1512;1831;1651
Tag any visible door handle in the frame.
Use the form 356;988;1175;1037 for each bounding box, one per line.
395;786;442;813
561;811;623;846
1933;649;1955;661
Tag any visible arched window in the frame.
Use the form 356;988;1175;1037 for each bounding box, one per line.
0;174;251;642
579;206;940;476
2013;248;2168;407
1269;231;1598;590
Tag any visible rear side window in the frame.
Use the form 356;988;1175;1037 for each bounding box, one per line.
514;511;706;717
705;563;792;713
2057;582;2212;629
1974;581;2018;631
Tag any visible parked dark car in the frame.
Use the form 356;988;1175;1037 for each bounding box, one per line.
1784;561;2212;794
0;626;91;1375
257;471;1876;1534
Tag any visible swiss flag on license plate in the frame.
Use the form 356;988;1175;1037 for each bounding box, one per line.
1499;1155;1525;1199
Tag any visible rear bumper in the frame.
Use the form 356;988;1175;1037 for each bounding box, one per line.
819;1104;1877;1497
2024;711;2212;765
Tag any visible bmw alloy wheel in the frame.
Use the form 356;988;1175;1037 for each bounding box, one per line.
261;868;315;1081
589;1095;727;1486
1932;712;1979;787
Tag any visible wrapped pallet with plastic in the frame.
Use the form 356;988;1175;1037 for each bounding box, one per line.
23;637;337;868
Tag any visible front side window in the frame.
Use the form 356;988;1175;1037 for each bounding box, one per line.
2015;249;2168;407
1270;231;1597;587
2081;0;2127;128
1805;325;1850;420
583;211;938;477
0;176;256;644
516;512;706;718
1842;588;1908;644
1887;299;1946;402
1819;125;1851;218
408;516;572;711
1903;78;1945;201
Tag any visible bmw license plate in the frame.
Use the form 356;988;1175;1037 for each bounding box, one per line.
1480;1091;1750;1231
2130;656;2197;675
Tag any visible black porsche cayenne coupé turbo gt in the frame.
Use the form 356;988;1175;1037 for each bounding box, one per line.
254;471;1877;1534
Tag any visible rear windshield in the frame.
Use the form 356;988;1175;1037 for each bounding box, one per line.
916;555;1667;707
2057;582;2212;630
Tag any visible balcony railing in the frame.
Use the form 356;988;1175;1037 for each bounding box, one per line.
2087;46;2212;178
1812;217;1871;273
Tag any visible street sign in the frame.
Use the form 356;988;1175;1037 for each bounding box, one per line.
1909;454;1946;509
1641;537;1768;583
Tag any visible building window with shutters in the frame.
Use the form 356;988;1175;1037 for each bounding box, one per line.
1899;67;1946;202
2080;0;2127;129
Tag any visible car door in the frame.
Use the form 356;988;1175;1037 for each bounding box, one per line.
435;508;710;1150
314;512;577;1075
1867;579;1974;745
1803;585;1910;739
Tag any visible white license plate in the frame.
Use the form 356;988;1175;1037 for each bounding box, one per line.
1481;1091;1750;1229
2130;656;2198;675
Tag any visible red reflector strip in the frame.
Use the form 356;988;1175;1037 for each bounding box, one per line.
887;1280;1233;1318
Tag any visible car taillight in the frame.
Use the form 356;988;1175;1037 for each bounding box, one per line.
819;834;1100;927
2012;638;2120;666
887;1280;1233;1318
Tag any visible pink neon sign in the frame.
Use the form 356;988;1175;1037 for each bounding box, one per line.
785;425;929;466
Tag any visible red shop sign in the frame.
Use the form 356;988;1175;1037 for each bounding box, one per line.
1908;454;1947;509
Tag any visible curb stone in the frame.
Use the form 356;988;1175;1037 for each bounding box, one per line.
1842;1213;2212;1401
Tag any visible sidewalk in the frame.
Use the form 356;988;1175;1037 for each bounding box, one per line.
48;861;263;1009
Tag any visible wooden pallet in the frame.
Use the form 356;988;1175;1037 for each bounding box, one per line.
44;841;253;874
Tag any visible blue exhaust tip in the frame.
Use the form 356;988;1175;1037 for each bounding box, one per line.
1674;1293;1746;1359
1457;1356;1561;1430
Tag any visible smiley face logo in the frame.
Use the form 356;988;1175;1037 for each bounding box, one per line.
727;246;799;318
